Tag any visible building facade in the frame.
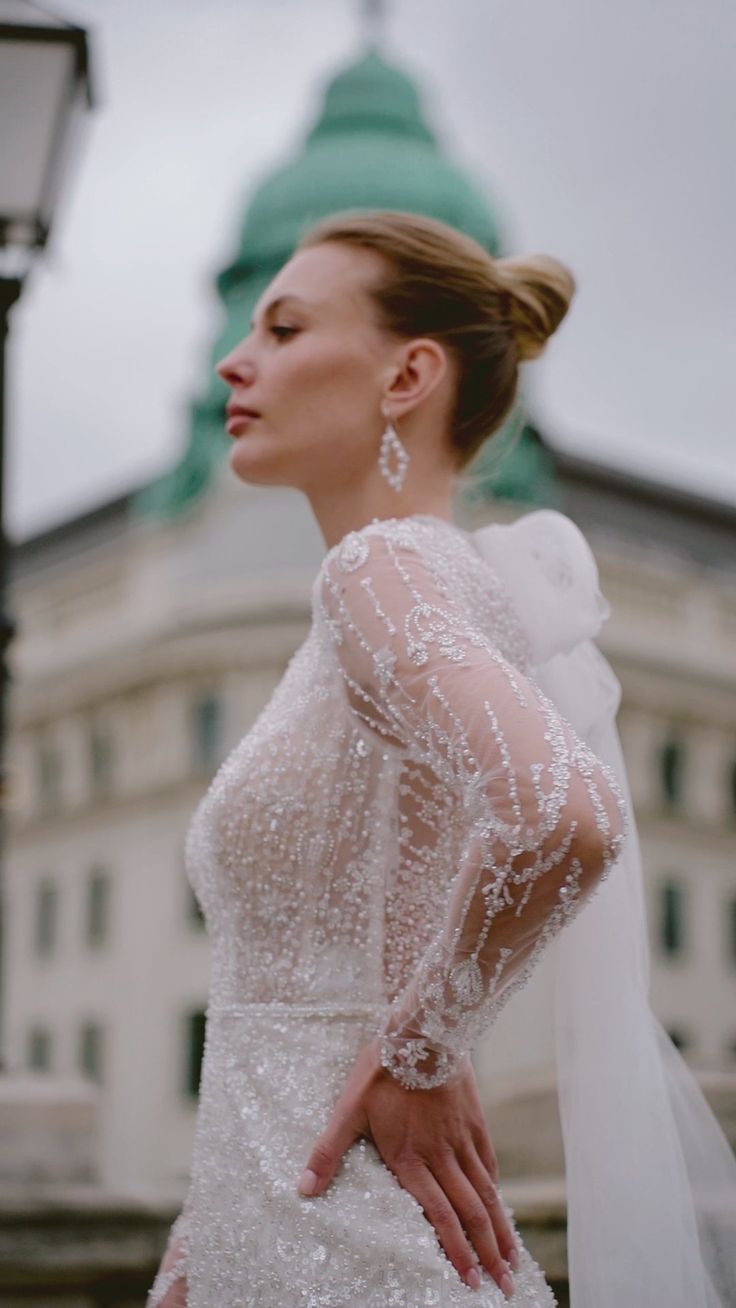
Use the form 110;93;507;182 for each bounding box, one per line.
5;462;736;1195
3;43;735;1202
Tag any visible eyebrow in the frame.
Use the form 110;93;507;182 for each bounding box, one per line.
250;294;311;331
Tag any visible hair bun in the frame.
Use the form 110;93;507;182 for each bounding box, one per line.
495;254;576;362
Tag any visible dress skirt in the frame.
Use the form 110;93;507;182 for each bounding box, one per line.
183;1001;557;1307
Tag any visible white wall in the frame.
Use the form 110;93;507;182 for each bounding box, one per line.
5;489;736;1194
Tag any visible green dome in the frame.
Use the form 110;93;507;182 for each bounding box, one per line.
220;51;501;294
306;48;435;144
135;49;540;520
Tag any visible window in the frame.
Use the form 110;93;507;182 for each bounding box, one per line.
86;866;110;947
659;879;686;957
37;740;62;813
89;722;114;795
79;1021;104;1083
191;692;222;772
183;1009;206;1099
28;1027;52;1071
659;737;686;809
34;879;58;956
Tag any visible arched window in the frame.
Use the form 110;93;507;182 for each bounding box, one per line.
659;879;686;957
89;722;114;795
34;878;58;957
79;1021;104;1083
183;1008;207;1099
37;739;62;813
28;1026;52;1071
191;691;222;772
659;736;686;809
86;866;110;947
181;837;205;928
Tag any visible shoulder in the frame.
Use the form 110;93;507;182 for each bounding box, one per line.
323;514;447;572
313;514;462;598
311;515;482;651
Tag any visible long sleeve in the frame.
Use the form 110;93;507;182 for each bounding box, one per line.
317;522;628;1089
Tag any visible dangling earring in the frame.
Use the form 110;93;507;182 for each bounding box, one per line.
378;408;410;493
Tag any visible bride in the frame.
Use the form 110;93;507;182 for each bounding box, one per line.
148;210;736;1307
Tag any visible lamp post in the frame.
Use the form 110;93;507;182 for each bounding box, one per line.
0;1;94;1048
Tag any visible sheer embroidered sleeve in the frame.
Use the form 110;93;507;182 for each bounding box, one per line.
316;521;628;1089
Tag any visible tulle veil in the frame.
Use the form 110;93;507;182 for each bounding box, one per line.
471;507;736;1308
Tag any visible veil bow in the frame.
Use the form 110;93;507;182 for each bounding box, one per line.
470;508;736;1308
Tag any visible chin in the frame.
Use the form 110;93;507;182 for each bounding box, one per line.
228;443;290;488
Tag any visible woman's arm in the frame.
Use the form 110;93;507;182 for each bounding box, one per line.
302;522;627;1292
316;523;627;1088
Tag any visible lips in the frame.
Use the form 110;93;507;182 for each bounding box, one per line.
226;405;261;436
226;405;261;419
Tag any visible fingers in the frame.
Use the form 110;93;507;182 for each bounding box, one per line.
438;1155;515;1298
462;1145;519;1273
297;1109;363;1197
147;1238;189;1308
393;1156;489;1292
472;1120;500;1186
460;1072;500;1187
147;1275;189;1308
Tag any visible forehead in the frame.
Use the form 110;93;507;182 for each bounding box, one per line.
254;243;383;321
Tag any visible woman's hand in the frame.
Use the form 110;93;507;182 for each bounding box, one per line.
296;1036;518;1297
146;1233;189;1308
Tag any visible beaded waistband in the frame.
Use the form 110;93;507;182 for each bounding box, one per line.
208;1000;388;1020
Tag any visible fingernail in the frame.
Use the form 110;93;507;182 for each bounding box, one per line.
465;1267;481;1289
500;1271;515;1298
508;1247;520;1271
297;1169;319;1195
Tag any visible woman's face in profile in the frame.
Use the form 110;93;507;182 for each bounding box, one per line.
216;242;395;493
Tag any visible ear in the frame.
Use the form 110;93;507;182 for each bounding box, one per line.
383;338;449;419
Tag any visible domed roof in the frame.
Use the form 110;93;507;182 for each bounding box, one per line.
307;48;435;144
220;50;501;291
136;47;539;520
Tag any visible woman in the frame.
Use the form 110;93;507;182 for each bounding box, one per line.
148;212;736;1307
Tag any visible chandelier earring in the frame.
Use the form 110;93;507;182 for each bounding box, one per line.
378;407;410;493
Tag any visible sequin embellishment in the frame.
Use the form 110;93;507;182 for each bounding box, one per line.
148;513;626;1307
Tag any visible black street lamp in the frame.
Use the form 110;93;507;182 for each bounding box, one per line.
0;1;94;1042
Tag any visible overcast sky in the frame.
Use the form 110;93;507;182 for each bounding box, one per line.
7;0;735;542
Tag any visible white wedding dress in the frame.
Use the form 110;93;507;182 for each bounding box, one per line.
147;509;736;1308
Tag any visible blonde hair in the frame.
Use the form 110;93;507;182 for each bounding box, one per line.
297;209;576;469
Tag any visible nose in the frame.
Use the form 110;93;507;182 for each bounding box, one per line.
215;343;256;388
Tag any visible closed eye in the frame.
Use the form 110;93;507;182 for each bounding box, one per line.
270;325;299;340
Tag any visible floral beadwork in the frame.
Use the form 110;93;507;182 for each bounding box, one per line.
153;511;624;1306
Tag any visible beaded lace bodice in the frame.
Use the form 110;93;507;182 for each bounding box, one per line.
185;513;626;1084
148;510;628;1308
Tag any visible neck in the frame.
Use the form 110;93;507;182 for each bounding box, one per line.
307;472;457;552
